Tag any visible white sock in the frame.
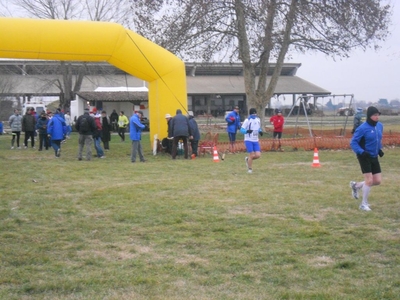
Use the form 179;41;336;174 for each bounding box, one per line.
362;184;371;207
356;181;364;190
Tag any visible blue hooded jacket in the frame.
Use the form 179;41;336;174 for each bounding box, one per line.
225;110;241;133
47;113;66;141
130;113;145;141
350;120;383;158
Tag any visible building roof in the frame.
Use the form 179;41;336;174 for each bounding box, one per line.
76;91;147;102
185;62;301;76
187;75;329;95
0;60;330;97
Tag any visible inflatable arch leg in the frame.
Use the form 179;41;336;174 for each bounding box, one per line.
0;17;187;142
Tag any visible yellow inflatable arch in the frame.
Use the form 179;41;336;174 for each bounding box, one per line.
0;17;187;142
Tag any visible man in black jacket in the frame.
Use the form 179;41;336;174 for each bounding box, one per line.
22;107;37;149
171;109;192;159
75;108;97;161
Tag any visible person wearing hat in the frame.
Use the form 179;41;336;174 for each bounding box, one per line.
350;106;384;211
351;107;366;134
130;110;146;163
269;109;284;151
36;111;49;151
162;113;173;154
225;105;241;153
240;108;263;173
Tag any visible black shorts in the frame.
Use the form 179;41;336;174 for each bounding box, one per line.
357;155;381;174
273;131;282;139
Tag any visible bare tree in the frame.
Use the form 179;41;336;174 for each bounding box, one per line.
9;0;132;109
128;0;391;122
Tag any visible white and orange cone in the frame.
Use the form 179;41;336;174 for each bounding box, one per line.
213;146;220;163
312;148;321;167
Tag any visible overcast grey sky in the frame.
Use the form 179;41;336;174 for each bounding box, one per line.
290;3;400;104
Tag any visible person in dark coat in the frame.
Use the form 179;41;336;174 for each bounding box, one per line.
171;109;192;159
188;112;200;157
110;109;119;132
101;110;111;150
76;108;97;161
36;111;49;151
22;107;37;149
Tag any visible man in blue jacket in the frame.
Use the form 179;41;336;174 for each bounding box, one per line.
130;110;146;163
349;106;384;211
47;108;66;158
225;105;241;153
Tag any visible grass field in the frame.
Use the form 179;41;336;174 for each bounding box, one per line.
0;131;399;299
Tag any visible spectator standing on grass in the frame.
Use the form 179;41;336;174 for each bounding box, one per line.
188;111;200;157
22;107;37;149
171;109;192;160
351;107;367;134
47;108;66;158
240;108;263;174
110;109;119;132
64;111;72;139
36;111;49;151
225;105;241;153
117;111;129;142
76;108;96;161
349;106;384;212
101;110;111;151
9;109;23;149
93;113;105;158
130;110;146;163
269;109;284;151
161;113;173;154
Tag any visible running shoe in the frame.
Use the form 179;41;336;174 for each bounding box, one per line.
349;181;359;199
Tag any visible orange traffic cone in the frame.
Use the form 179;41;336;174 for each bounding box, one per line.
312;148;321;167
213;146;220;163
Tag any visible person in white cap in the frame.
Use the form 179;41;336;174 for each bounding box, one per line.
162;113;173;154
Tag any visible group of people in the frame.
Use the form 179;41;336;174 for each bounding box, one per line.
8;103;384;212
225;106;285;153
225;106;284;173
75;108;113;160
163;109;200;159
8;107;72;157
74;108;146;162
225;104;384;213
